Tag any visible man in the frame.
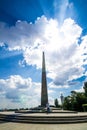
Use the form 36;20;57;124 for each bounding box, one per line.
46;102;50;113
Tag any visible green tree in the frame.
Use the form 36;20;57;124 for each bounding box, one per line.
63;96;72;110
70;91;77;111
75;92;87;111
63;91;87;111
54;98;59;107
62;82;87;111
83;82;87;96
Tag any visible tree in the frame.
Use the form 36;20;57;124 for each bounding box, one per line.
63;91;87;111
83;82;87;96
70;91;77;111
75;92;87;111
54;98;59;107
62;82;87;112
63;96;72;110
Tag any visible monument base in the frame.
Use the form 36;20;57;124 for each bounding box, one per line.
15;106;77;114
0;111;87;124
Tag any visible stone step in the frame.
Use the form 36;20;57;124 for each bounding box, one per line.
0;114;87;124
12;116;87;120
13;119;87;124
0;118;87;124
1;114;87;120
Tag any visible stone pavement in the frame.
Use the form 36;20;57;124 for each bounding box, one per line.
0;111;87;130
0;122;87;130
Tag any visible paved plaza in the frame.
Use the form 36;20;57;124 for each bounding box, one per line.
0;122;87;130
0;112;87;130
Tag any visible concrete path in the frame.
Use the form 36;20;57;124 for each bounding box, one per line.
0;122;87;130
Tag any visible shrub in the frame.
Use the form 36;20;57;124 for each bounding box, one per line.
82;104;87;112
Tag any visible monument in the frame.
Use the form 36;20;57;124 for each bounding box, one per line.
7;52;82;124
41;52;48;107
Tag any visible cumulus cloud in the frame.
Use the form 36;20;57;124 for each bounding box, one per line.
0;15;87;106
0;75;41;108
0;74;56;108
0;75;32;89
0;16;49;50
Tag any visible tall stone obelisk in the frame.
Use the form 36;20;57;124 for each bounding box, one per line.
41;52;48;107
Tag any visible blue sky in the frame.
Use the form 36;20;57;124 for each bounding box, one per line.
0;0;87;109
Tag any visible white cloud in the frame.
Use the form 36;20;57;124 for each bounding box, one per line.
0;16;49;50
0;74;58;108
49;82;69;89
0;75;32;89
0;15;87;108
0;75;41;108
75;87;84;93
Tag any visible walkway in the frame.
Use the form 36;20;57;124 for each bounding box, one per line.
0;122;87;130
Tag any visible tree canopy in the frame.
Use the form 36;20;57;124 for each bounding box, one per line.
63;82;87;112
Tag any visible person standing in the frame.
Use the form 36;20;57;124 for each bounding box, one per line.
46;102;50;113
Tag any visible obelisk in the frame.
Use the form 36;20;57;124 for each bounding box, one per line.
41;52;48;107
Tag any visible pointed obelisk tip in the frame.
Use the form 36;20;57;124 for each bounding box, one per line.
43;51;44;55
